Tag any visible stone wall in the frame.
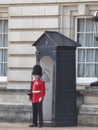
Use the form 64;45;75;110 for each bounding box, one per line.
7;3;59;90
0;88;32;122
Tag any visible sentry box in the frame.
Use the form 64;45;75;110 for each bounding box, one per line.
32;31;80;126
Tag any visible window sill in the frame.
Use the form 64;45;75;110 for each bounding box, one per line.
77;77;97;86
0;77;7;82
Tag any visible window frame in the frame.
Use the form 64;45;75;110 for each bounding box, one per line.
75;16;98;85
0;18;8;82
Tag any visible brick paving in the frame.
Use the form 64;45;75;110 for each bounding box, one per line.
0;123;98;130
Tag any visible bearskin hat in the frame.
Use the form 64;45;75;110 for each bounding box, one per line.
32;65;42;77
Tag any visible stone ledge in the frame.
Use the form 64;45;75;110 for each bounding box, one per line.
0;87;30;93
79;105;98;114
78;114;98;126
78;105;98;126
0;102;31;105
0;88;30;104
0;103;32;123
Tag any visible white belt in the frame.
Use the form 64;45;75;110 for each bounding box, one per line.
32;90;41;93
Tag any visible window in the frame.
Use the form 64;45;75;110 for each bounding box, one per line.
77;18;98;81
0;19;8;81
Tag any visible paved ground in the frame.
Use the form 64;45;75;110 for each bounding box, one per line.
0;123;98;130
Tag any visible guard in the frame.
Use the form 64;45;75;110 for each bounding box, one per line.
29;65;45;127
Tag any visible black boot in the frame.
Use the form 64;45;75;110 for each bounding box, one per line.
29;124;37;127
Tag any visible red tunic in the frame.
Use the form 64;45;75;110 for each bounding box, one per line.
31;79;45;103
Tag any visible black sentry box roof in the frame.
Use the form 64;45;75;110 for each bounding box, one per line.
32;31;81;47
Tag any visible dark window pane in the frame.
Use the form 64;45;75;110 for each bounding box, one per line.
0;20;2;33
3;20;8;33
85;33;93;47
78;49;85;62
78;63;85;77
86;50;94;62
95;64;98;77
86;19;94;32
77;19;85;32
0;63;3;76
86;64;94;77
4;63;7;76
0;50;3;62
77;33;85;47
4;50;7;62
94;39;98;47
3;34;8;47
0;34;2;47
95;50;98;62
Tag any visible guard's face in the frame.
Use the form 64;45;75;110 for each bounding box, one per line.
34;75;40;80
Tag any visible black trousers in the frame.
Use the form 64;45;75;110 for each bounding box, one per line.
32;101;43;126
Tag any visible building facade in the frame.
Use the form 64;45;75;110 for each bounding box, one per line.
0;0;98;125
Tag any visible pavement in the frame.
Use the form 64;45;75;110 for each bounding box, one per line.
0;123;98;130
